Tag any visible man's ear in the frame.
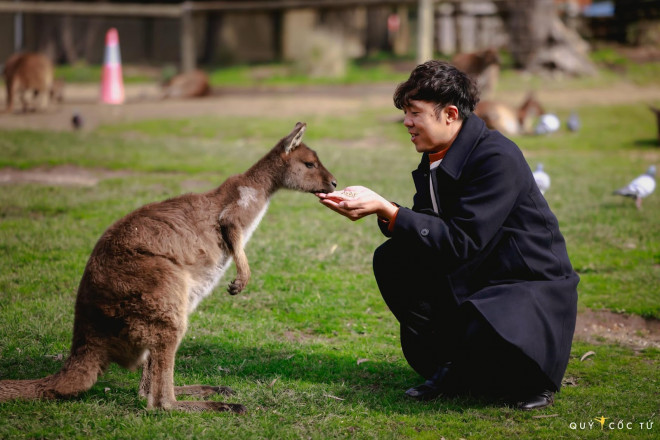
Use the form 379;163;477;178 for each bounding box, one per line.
445;105;460;123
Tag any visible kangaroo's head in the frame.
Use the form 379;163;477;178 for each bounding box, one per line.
276;122;337;194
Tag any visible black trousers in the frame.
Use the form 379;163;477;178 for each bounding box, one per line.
373;238;555;399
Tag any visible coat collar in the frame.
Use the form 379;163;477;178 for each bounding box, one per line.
418;114;487;181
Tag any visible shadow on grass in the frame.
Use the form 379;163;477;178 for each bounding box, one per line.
633;138;659;148
174;339;506;411
0;339;501;413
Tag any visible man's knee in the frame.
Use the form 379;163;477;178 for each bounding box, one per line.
373;239;397;281
373;239;419;276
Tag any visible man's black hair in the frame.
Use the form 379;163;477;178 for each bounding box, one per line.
393;60;480;120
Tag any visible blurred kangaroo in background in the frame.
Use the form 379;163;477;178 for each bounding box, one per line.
161;69;211;99
2;52;55;113
475;92;545;136
0;122;337;413
451;48;500;99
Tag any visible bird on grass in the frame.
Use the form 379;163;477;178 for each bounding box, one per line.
567;111;580;132
613;165;656;209
535;114;560;135
533;163;551;195
71;111;83;131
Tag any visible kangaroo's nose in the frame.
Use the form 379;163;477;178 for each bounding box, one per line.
331;180;337;188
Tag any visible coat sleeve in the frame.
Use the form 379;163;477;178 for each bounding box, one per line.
390;147;527;267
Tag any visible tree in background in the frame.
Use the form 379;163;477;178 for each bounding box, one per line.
497;0;597;76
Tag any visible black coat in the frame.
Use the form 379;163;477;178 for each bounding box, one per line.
379;114;579;389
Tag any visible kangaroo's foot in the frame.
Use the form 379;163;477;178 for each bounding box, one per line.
170;400;247;413
174;385;235;397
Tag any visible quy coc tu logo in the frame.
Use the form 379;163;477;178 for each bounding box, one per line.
569;417;654;431
594;416;607;430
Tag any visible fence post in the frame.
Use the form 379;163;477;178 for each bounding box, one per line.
417;0;434;64
13;0;24;52
180;1;195;72
457;2;476;53
437;1;455;55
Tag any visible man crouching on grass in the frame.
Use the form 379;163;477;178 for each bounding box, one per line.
317;60;579;410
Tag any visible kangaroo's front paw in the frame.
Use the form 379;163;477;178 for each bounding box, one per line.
228;279;245;295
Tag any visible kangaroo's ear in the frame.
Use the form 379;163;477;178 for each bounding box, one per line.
284;122;307;154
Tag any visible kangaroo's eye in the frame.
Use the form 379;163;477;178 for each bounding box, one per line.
304;162;315;169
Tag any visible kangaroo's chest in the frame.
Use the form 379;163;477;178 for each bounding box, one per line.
187;200;270;313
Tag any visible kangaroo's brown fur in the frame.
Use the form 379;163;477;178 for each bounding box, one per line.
161;70;211;99
475;92;545;136
451;48;500;99
3;52;55;113
0;122;336;413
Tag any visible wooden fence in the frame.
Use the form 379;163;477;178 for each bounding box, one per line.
0;0;508;70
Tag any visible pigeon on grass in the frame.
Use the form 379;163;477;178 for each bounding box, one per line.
567;111;580;132
533;163;551;195
613;165;656;209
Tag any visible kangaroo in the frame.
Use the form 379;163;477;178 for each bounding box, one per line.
474;92;545;136
451;48;500;99
161;70;211;99
0;122;337;413
2;52;55;113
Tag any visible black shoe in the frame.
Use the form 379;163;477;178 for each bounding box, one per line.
405;363;452;401
516;390;555;411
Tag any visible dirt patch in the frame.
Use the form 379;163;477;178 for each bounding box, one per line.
1;81;660;132
615;45;660;63
0;165;130;186
0;83;395;132
574;308;660;350
180;178;214;192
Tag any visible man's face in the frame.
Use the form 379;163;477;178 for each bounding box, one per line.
402;100;452;153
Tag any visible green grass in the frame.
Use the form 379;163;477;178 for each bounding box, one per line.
51;58;413;88
49;47;660;90
207;58;413;88
0;100;659;438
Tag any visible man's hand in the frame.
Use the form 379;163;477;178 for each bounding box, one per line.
316;186;398;222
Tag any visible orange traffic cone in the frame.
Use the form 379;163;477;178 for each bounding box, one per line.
100;28;125;104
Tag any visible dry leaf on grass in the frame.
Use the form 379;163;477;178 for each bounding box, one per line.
580;350;596;361
532;414;559;419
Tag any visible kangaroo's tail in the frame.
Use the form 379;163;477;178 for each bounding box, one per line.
0;346;105;401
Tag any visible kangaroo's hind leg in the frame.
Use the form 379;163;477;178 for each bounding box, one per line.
139;352;235;399
138;350;152;399
144;342;246;413
5;81;13;112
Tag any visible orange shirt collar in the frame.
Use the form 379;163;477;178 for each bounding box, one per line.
429;146;450;163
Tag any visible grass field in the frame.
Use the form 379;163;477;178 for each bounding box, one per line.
1;73;659;438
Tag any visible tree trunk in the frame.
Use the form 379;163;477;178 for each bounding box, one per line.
498;0;597;76
61;15;78;64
